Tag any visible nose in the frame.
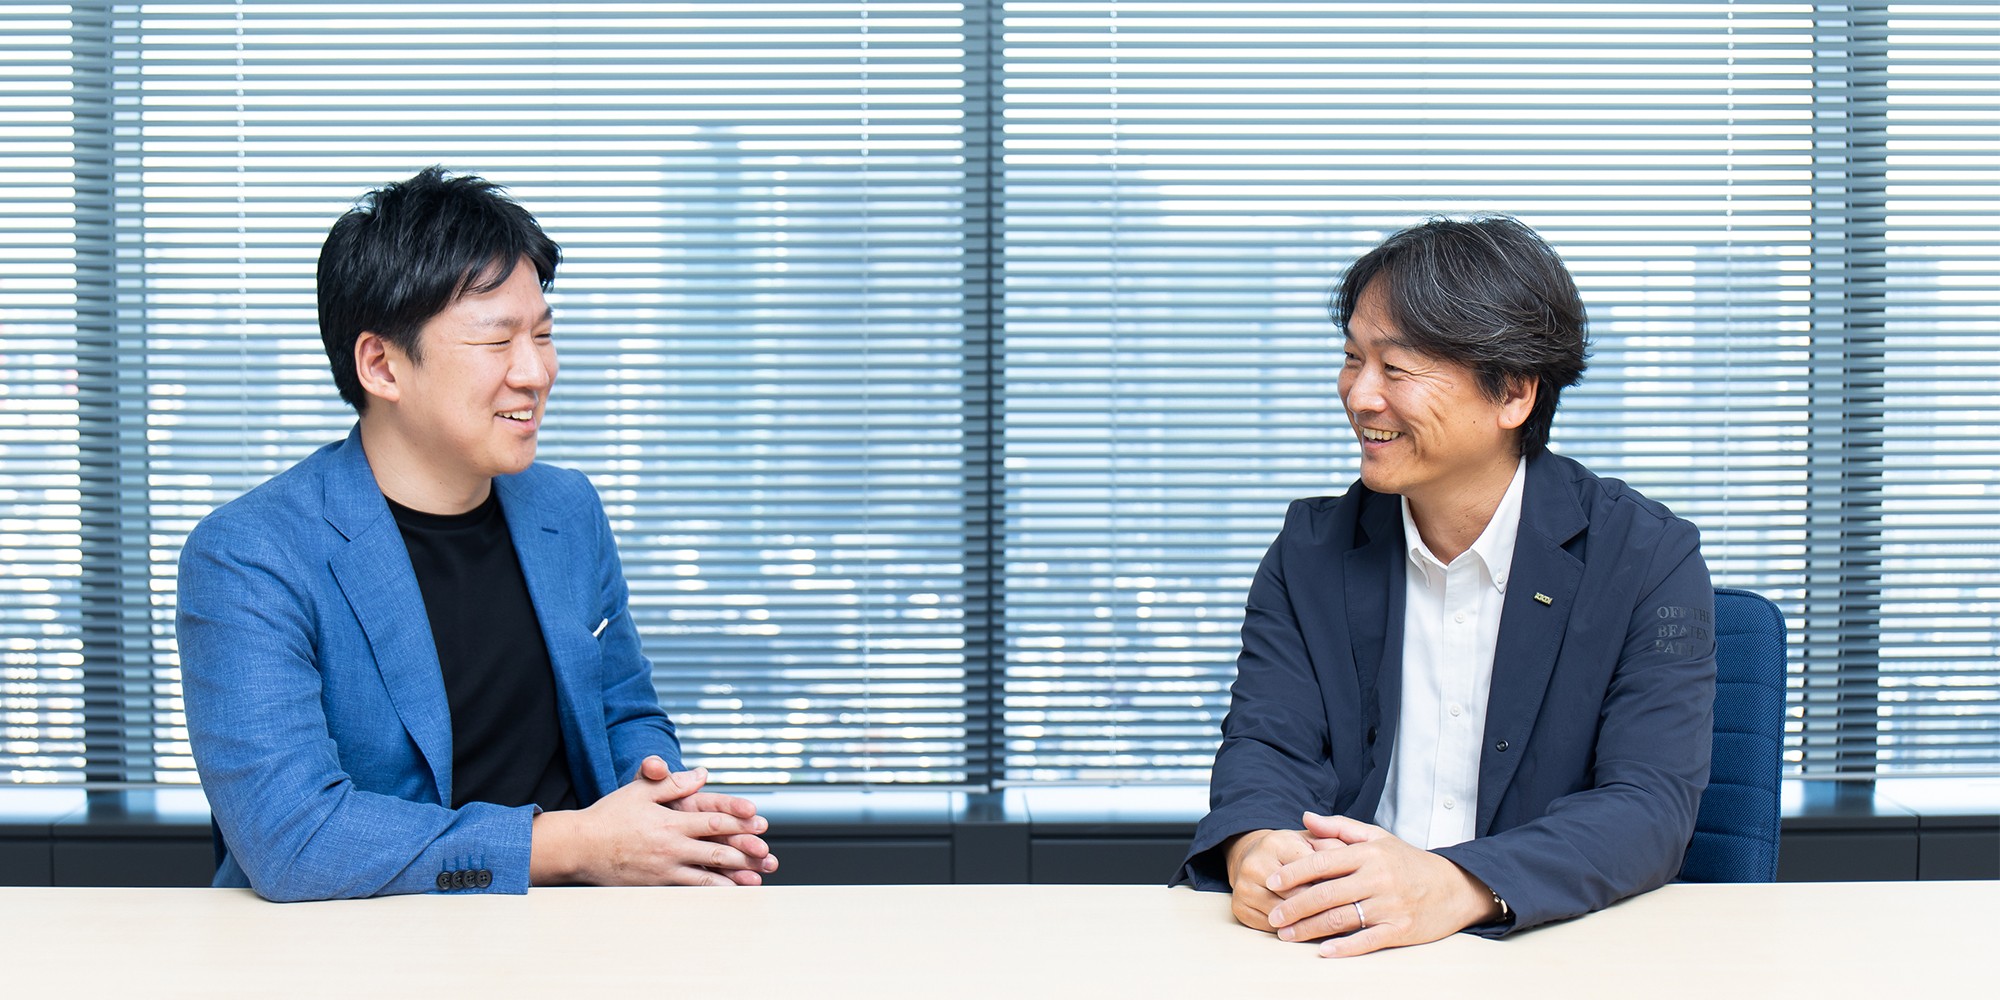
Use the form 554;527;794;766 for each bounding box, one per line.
507;338;557;391
1341;363;1385;417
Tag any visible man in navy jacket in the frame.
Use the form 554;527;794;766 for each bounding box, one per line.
1176;217;1716;955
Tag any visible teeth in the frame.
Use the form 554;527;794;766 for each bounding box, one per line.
1360;427;1402;442
500;410;532;421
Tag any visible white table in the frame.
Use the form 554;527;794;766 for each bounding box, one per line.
5;881;1990;998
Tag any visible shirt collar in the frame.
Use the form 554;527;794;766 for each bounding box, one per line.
1400;456;1529;594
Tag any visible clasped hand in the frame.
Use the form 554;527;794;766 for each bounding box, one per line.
1226;812;1499;957
532;755;779;887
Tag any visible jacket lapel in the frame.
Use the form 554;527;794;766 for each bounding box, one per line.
321;426;455;804
1475;452;1586;835
1343;490;1405;817
496;473;616;799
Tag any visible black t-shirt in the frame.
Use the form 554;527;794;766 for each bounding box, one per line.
388;490;579;812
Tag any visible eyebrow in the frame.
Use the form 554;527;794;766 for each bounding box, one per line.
1342;332;1422;354
467;306;555;331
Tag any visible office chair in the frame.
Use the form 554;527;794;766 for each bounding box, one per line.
1678;587;1786;883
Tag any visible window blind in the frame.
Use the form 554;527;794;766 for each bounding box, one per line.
1;4;89;784
2;1;1995;790
1861;3;2000;772
7;0;979;786
995;0;1999;780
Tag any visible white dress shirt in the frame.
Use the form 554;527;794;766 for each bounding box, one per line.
1375;457;1528;850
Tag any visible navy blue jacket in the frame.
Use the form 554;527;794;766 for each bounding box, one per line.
1176;451;1716;936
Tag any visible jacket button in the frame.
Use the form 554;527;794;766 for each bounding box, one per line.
477;869;493;889
436;872;452;891
1494;740;1510;752
1366;726;1378;745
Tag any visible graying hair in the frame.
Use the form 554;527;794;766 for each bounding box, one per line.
1333;215;1588;458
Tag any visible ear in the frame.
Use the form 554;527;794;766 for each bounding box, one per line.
1496;376;1538;432
353;331;404;405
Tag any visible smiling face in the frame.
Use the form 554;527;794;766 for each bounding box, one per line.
1337;279;1532;517
357;258;557;511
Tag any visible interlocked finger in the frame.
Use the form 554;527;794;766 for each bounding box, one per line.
1273;886;1371;943
714;832;778;871
680;809;762;839
1319;923;1398;958
1230;885;1286;933
697;839;760;872
1268;838;1363;893
670;866;735;887
669;791;757;817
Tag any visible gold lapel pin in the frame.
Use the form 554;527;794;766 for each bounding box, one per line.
1534;592;1553;606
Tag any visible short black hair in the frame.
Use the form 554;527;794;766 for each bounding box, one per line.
1333;215;1588;458
316;166;560;411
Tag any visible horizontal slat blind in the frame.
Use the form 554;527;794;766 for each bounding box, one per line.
1865;4;2000;773
0;5;86;784
3;1;1995;790
996;0;1999;780
1000;3;1351;781
16;0;976;786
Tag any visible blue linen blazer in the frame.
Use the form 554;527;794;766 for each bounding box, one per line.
1174;451;1717;935
177;426;681;901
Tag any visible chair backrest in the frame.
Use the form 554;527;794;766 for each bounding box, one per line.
1678;587;1786;883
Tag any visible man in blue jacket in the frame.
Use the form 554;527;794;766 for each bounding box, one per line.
179;168;778;899
1176;217;1716;955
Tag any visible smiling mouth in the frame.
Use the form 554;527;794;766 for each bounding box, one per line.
1359;427;1402;442
499;409;534;422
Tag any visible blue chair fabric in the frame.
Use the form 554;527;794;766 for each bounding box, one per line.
1678;587;1786;883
